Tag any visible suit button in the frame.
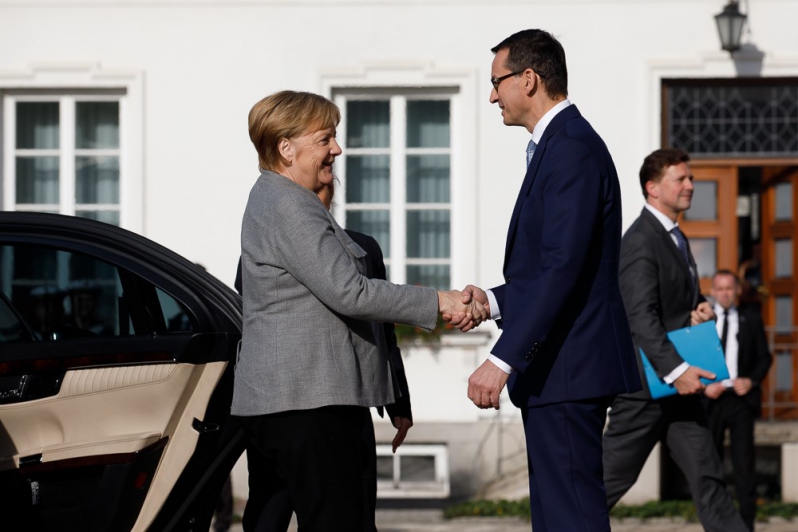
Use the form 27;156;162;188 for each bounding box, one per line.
506;277;511;283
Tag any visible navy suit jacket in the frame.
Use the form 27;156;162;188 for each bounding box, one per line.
490;105;641;408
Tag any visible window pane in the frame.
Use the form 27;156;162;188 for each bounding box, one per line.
76;101;119;149
407;155;450;203
400;456;436;481
776;296;793;334
159;287;194;332
407;101;449;148
682;181;717;221
376;456;393;481
775;239;792;278
346;101;389;148
407;211;449;258
0;294;30;343
76;156;120;204
775;352;793;392
75;210;120;226
776;182;793;221
346;155;390;203
689;238;716;278
346;211;390;258
406;265;449;291
16;102;59;149
16;157;59;204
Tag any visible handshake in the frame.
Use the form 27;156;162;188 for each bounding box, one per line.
437;285;490;332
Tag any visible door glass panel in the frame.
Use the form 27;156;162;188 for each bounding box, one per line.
346;155;390;203
376;456;393;481
775;296;793;334
689;238;716;278
16;102;59;149
346;211;390;258
775;182;792;221
75;210;120;226
775;239;793;278
346;101;389;148
406;101;449;148
0;244;189;340
16;157;59;204
683;181;717;221
775;352;793;392
0;295;30;343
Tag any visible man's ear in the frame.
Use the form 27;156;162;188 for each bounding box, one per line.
523;69;538;96
278;138;294;164
645;179;659;199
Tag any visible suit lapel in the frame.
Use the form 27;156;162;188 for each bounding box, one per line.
503;105;580;272
640;209;695;301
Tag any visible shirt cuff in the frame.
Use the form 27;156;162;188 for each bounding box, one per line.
486;289;501;320
720;379;733;388
488;355;514;374
663;362;689;384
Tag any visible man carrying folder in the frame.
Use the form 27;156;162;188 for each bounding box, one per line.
602;148;747;531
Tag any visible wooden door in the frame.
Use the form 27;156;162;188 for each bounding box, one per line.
760;166;798;419
679;165;739;295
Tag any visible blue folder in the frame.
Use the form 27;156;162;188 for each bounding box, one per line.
639;320;730;399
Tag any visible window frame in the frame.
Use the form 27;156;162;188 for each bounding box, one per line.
334;91;454;286
375;443;450;498
0;64;144;233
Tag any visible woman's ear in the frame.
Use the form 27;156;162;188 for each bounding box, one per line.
278;137;294;164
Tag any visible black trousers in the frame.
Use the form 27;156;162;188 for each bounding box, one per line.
240;405;374;532
706;393;757;531
603;395;747;532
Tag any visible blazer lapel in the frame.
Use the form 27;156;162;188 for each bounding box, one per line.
503;105;581;272
640;209;695;299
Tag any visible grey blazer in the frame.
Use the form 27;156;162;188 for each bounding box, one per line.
232;171;438;416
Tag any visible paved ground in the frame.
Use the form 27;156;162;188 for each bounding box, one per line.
221;509;798;531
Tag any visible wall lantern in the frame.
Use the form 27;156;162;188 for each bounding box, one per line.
715;1;747;53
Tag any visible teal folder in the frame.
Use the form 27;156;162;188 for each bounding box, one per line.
639;320;730;399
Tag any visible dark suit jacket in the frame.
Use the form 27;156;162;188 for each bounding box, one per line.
620;207;702;399
234;229;412;421
732;306;772;416
490;105;641;407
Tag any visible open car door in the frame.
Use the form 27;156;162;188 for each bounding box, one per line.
0;213;244;531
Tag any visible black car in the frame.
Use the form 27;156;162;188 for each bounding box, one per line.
0;212;244;531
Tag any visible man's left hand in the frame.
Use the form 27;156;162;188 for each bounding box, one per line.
733;377;753;396
391;416;413;453
467;359;510;409
690;301;716;326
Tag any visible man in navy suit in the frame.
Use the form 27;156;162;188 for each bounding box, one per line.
461;29;641;531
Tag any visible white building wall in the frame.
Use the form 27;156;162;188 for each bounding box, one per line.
3;0;798;498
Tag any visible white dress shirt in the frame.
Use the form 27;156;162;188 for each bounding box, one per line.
486;99;572;375
715;303;739;387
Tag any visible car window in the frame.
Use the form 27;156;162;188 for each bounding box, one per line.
0;244;194;341
0;292;31;343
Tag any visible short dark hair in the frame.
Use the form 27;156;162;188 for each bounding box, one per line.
639;148;690;198
713;269;740;285
491;29;568;99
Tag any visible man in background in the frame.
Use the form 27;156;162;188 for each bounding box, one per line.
705;269;772;531
602;148;747;532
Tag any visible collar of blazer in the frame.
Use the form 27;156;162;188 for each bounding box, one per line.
639;207;699;305
503;105;582;271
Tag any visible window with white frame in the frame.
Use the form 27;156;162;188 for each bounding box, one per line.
3;92;123;225
375;444;450;498
335;92;452;290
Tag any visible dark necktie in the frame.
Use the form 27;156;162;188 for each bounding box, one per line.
720;308;729;352
670;226;695;289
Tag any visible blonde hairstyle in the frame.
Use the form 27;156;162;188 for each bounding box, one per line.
248;91;341;171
